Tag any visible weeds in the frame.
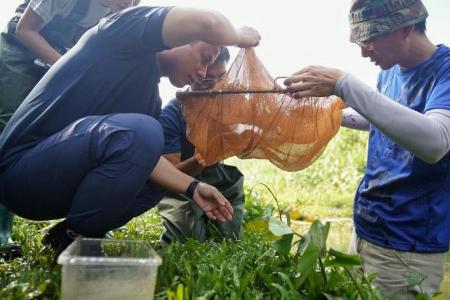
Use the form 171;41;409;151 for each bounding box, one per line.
1;129;447;299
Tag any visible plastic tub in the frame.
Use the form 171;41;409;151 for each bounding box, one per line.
57;238;162;300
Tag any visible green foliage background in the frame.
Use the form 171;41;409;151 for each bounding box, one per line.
228;128;368;217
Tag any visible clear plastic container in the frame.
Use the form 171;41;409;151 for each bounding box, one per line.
58;238;162;300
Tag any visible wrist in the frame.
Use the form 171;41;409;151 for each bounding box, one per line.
185;179;200;199
333;72;350;99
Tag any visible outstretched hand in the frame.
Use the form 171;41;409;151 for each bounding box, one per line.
236;26;261;48
192;182;234;222
284;65;344;98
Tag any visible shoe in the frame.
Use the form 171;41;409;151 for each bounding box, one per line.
0;242;22;260
160;232;173;247
42;221;81;266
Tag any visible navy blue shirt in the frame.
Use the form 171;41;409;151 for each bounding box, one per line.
355;45;450;252
0;6;172;171
159;99;188;154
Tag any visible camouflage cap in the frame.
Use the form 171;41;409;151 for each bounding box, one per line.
349;0;428;43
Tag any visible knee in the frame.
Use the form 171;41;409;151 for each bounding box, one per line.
95;114;164;167
129;114;164;153
130;115;164;161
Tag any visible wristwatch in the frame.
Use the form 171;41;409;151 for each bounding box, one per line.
185;179;200;199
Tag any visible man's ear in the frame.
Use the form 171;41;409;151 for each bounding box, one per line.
402;25;415;39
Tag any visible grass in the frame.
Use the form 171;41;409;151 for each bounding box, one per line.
1;128;377;299
1;212;379;300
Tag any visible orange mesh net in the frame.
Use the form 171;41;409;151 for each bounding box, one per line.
178;48;345;172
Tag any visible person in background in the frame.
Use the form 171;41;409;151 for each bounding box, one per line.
284;0;450;298
0;0;137;258
158;47;246;244
0;5;260;259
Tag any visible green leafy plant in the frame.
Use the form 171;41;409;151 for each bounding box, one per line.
241;183;385;300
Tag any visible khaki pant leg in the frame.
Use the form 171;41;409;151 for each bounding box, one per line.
157;197;195;243
357;236;446;300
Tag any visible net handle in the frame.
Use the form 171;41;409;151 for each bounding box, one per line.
176;76;288;99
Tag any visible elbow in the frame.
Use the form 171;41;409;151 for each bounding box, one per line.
197;13;224;41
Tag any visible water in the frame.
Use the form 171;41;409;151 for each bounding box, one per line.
290;218;450;299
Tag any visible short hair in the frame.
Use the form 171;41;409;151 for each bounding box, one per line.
414;20;427;33
215;46;230;65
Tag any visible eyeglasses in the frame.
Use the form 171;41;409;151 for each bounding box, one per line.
193;76;225;90
355;39;374;51
201;75;225;85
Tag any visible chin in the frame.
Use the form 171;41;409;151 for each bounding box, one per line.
379;62;395;71
169;78;185;88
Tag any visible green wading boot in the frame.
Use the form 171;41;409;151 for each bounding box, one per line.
0;203;22;260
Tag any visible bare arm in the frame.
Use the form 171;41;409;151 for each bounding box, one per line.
161;7;260;49
149;156;233;222
163;153;204;177
15;6;61;65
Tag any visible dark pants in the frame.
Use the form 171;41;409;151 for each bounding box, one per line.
0;113;164;237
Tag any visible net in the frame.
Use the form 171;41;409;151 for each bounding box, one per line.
178;48;345;172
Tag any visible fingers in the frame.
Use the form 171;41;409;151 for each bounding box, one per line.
291;90;315;99
284;74;310;89
284;65;320;86
237;26;261;48
223;200;234;216
194;153;207;167
218;201;233;221
208;191;233;222
283;81;316;98
284;74;302;86
205;204;233;223
283;65;340;98
209;192;233;222
205;210;216;221
285;67;310;84
194;183;234;222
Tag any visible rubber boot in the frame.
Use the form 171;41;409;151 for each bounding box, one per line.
0;203;13;245
0;203;22;260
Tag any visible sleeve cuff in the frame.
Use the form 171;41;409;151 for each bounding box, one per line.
333;72;351;99
28;1;52;23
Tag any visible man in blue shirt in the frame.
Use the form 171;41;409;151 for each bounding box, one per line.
0;0;137;258
158;47;245;243
284;0;450;298
0;6;261;256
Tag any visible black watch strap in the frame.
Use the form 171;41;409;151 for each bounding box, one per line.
185;179;200;199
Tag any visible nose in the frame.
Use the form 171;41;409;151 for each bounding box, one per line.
195;67;207;83
360;47;371;58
